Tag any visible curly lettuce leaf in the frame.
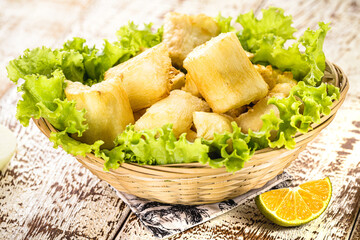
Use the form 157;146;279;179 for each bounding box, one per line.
7;47;61;83
62;37;93;54
236;7;296;51
103;124;210;171
300;22;330;86
251;37;308;80
60;50;85;83
253;22;329;85
81;39;127;83
60;37;127;84
202;122;254;172
102;123;256;173
59;23;163;84
215;13;235;33
116;22;163;59
36;99;88;136
50;130;103;157
266;81;340;149
247;109;283;149
292;81;339;122
236;7;330;86
15;70;65;126
15;70;88;136
267;94;308;149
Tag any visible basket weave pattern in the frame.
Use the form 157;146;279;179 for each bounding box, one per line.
33;61;349;205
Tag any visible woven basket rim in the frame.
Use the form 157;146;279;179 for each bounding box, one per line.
34;60;349;170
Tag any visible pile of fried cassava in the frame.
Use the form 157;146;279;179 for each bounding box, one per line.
65;12;297;149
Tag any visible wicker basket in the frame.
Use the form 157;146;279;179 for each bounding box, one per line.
33;60;349;205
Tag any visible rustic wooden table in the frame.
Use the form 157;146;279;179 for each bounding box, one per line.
0;0;359;239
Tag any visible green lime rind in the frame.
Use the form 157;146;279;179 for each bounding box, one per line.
255;177;332;227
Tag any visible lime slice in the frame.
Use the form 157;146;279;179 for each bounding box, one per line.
0;124;17;172
255;177;332;227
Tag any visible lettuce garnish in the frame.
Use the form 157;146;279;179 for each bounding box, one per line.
236;7;296;52
7;8;340;173
103;124;210;170
7;22;163;158
215;13;235;33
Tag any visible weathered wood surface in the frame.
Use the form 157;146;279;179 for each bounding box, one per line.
0;1;133;239
0;92;131;239
0;0;359;239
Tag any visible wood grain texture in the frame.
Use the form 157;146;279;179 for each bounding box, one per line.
350;202;360;240
0;0;359;239
0;1;131;239
0;88;131;239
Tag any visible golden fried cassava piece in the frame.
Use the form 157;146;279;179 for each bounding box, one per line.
135;90;210;137
185;129;197;142
269;83;294;98
169;66;186;90
181;74;202;98
245;51;255;60
163;12;220;68
225;106;247;119
254;64;277;89
133;108;147;121
236;96;279;133
275;72;297;86
65;78;134;149
254;64;297;90
104;43;172;112
193;112;232;140
182;50;256;98
184;32;269;113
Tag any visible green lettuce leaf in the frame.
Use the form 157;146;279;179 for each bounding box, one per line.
103;124;210;171
62;37;93;54
15;70;65;126
236;7;330;86
215;13;235;33
15;70;89;136
267;94;307;149
253;22;329;86
50;130;103;157
81;39;127;83
116;22;163;59
7;47;61;83
236;7;296;51
266;81;340;149
36;99;88;136
300;22;330;86
251;37;309;80
292;81;339;122
202;122;254;172
59;22;163;85
60;50;85;83
248;109;283;149
102;123;255;173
